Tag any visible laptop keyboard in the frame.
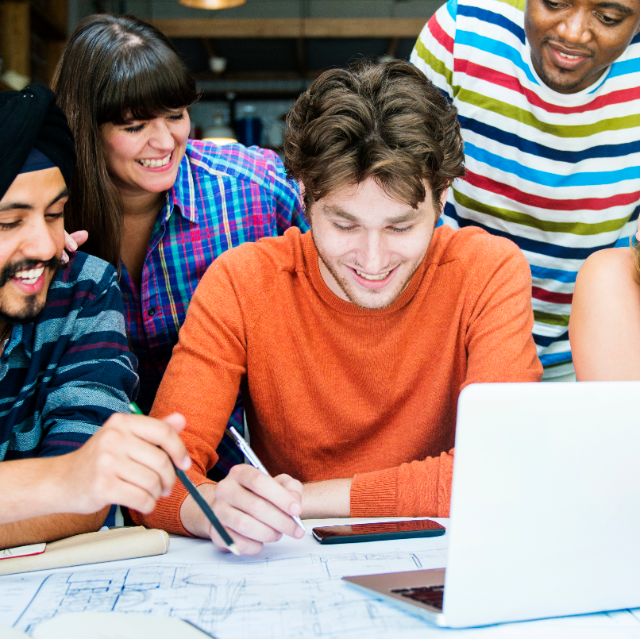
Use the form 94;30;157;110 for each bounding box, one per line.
391;585;444;611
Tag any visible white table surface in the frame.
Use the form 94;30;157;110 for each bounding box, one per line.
1;517;639;638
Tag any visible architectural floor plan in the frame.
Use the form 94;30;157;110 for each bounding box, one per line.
2;523;640;638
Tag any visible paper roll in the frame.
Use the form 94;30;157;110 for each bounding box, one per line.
0;527;169;576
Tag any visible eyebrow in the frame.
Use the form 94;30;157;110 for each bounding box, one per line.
385;210;422;225
595;2;634;15
0;187;68;214
324;205;420;225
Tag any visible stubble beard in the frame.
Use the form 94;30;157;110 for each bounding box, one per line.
317;249;422;311
536;62;588;93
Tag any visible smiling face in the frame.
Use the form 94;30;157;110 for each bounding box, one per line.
309;178;442;310
100;109;190;198
0;167;66;324
525;0;640;93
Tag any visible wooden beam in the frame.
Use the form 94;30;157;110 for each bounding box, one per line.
154;18;299;39
152;18;426;39
303;19;424;38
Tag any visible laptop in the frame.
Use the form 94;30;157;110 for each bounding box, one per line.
343;381;640;628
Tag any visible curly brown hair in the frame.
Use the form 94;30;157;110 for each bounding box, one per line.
284;59;465;215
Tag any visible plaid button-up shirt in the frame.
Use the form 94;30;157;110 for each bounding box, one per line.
119;140;307;475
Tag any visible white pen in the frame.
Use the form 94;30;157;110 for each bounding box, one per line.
226;426;306;532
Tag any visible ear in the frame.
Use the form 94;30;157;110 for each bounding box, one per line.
439;187;449;215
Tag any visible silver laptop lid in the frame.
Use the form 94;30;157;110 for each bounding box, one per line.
444;381;640;628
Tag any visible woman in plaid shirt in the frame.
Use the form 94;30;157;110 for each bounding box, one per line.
53;15;308;477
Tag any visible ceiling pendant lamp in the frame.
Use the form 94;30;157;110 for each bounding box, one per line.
178;0;245;8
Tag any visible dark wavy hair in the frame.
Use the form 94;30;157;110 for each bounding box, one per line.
284;58;465;215
52;14;199;267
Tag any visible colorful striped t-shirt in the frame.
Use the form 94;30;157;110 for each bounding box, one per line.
411;0;640;377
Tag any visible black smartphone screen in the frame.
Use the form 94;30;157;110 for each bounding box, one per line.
312;519;446;544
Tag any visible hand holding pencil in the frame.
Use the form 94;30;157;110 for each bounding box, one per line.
132;403;305;557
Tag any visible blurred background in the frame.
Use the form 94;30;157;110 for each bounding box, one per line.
0;0;440;158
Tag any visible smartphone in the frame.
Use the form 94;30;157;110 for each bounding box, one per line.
312;519;446;544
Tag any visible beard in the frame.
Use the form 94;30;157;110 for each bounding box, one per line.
0;256;65;325
535;62;588;93
316;248;422;311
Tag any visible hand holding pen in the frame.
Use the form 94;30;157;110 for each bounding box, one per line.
226;426;306;532
205;443;306;555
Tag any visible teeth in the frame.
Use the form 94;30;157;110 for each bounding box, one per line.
137;154;171;168
560;52;581;60
13;266;44;285
355;269;390;281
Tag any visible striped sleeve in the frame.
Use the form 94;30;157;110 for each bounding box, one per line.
410;0;457;99
38;260;139;458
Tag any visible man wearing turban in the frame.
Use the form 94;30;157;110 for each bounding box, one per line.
0;85;191;550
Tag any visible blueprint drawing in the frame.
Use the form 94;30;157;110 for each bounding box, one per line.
7;544;450;638
3;531;640;638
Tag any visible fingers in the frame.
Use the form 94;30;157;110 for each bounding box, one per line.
112;457;168;508
208;466;305;554
87;413;190;510
62;231;88;265
161;412;187;434
104;480;158;515
104;413;191;471
124;436;176;497
70;230;89;247
64;230;78;252
216;480;295;540
231;468;302;523
207;504;274;556
64;230;88;252
276;474;304;504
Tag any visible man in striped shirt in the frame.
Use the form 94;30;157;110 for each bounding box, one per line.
411;0;640;379
0;85;190;549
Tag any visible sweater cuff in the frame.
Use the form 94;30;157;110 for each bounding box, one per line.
131;471;215;537
350;466;399;517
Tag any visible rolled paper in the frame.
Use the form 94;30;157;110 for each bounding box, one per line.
0;527;169;576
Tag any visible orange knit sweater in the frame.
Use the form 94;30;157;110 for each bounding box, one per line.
134;226;542;534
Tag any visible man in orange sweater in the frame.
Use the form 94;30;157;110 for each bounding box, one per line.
134;60;542;554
